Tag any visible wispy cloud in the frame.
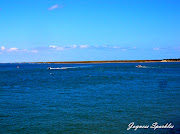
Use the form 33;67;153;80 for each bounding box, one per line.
0;46;39;53
50;45;64;50
8;48;18;51
49;45;58;48
92;45;132;50
1;46;5;50
30;50;38;53
112;46;121;49
153;48;161;51
0;45;137;53
49;45;90;50
48;45;133;51
48;4;61;11
0;46;19;52
69;45;77;49
79;45;89;48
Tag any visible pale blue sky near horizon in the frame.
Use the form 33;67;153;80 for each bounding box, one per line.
0;0;180;63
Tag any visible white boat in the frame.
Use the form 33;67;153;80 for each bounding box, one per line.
136;65;142;68
135;65;146;68
48;67;67;70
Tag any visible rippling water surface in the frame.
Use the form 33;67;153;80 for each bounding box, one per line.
0;62;180;134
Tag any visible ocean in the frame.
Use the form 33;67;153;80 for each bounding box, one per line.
0;62;179;134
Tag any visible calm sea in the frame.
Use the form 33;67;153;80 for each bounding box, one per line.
0;62;180;134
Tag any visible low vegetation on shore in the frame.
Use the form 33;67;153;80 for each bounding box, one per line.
21;59;180;64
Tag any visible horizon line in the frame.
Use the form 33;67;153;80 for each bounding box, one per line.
1;58;179;64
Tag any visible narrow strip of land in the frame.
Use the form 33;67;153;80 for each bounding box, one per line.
21;59;179;64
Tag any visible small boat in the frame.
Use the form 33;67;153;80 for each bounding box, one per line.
136;65;143;68
17;66;19;68
48;67;67;70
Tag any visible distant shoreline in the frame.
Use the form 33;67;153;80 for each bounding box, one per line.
18;59;180;64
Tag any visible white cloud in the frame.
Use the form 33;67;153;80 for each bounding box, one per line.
79;45;89;48
0;46;38;53
50;45;58;48
8;48;18;51
93;45;123;49
0;45;136;53
48;4;59;11
1;46;5;50
112;46;120;49
49;45;64;50
49;45;90;50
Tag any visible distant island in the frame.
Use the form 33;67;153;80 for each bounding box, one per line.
21;59;180;64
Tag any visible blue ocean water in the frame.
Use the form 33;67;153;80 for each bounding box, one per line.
0;62;180;134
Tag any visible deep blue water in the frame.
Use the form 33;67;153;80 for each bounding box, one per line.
0;62;180;134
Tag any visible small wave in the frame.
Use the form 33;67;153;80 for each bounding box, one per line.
145;66;162;68
136;66;162;69
47;67;79;70
48;67;66;70
48;65;93;70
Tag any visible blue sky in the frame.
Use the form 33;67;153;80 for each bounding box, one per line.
0;0;179;62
